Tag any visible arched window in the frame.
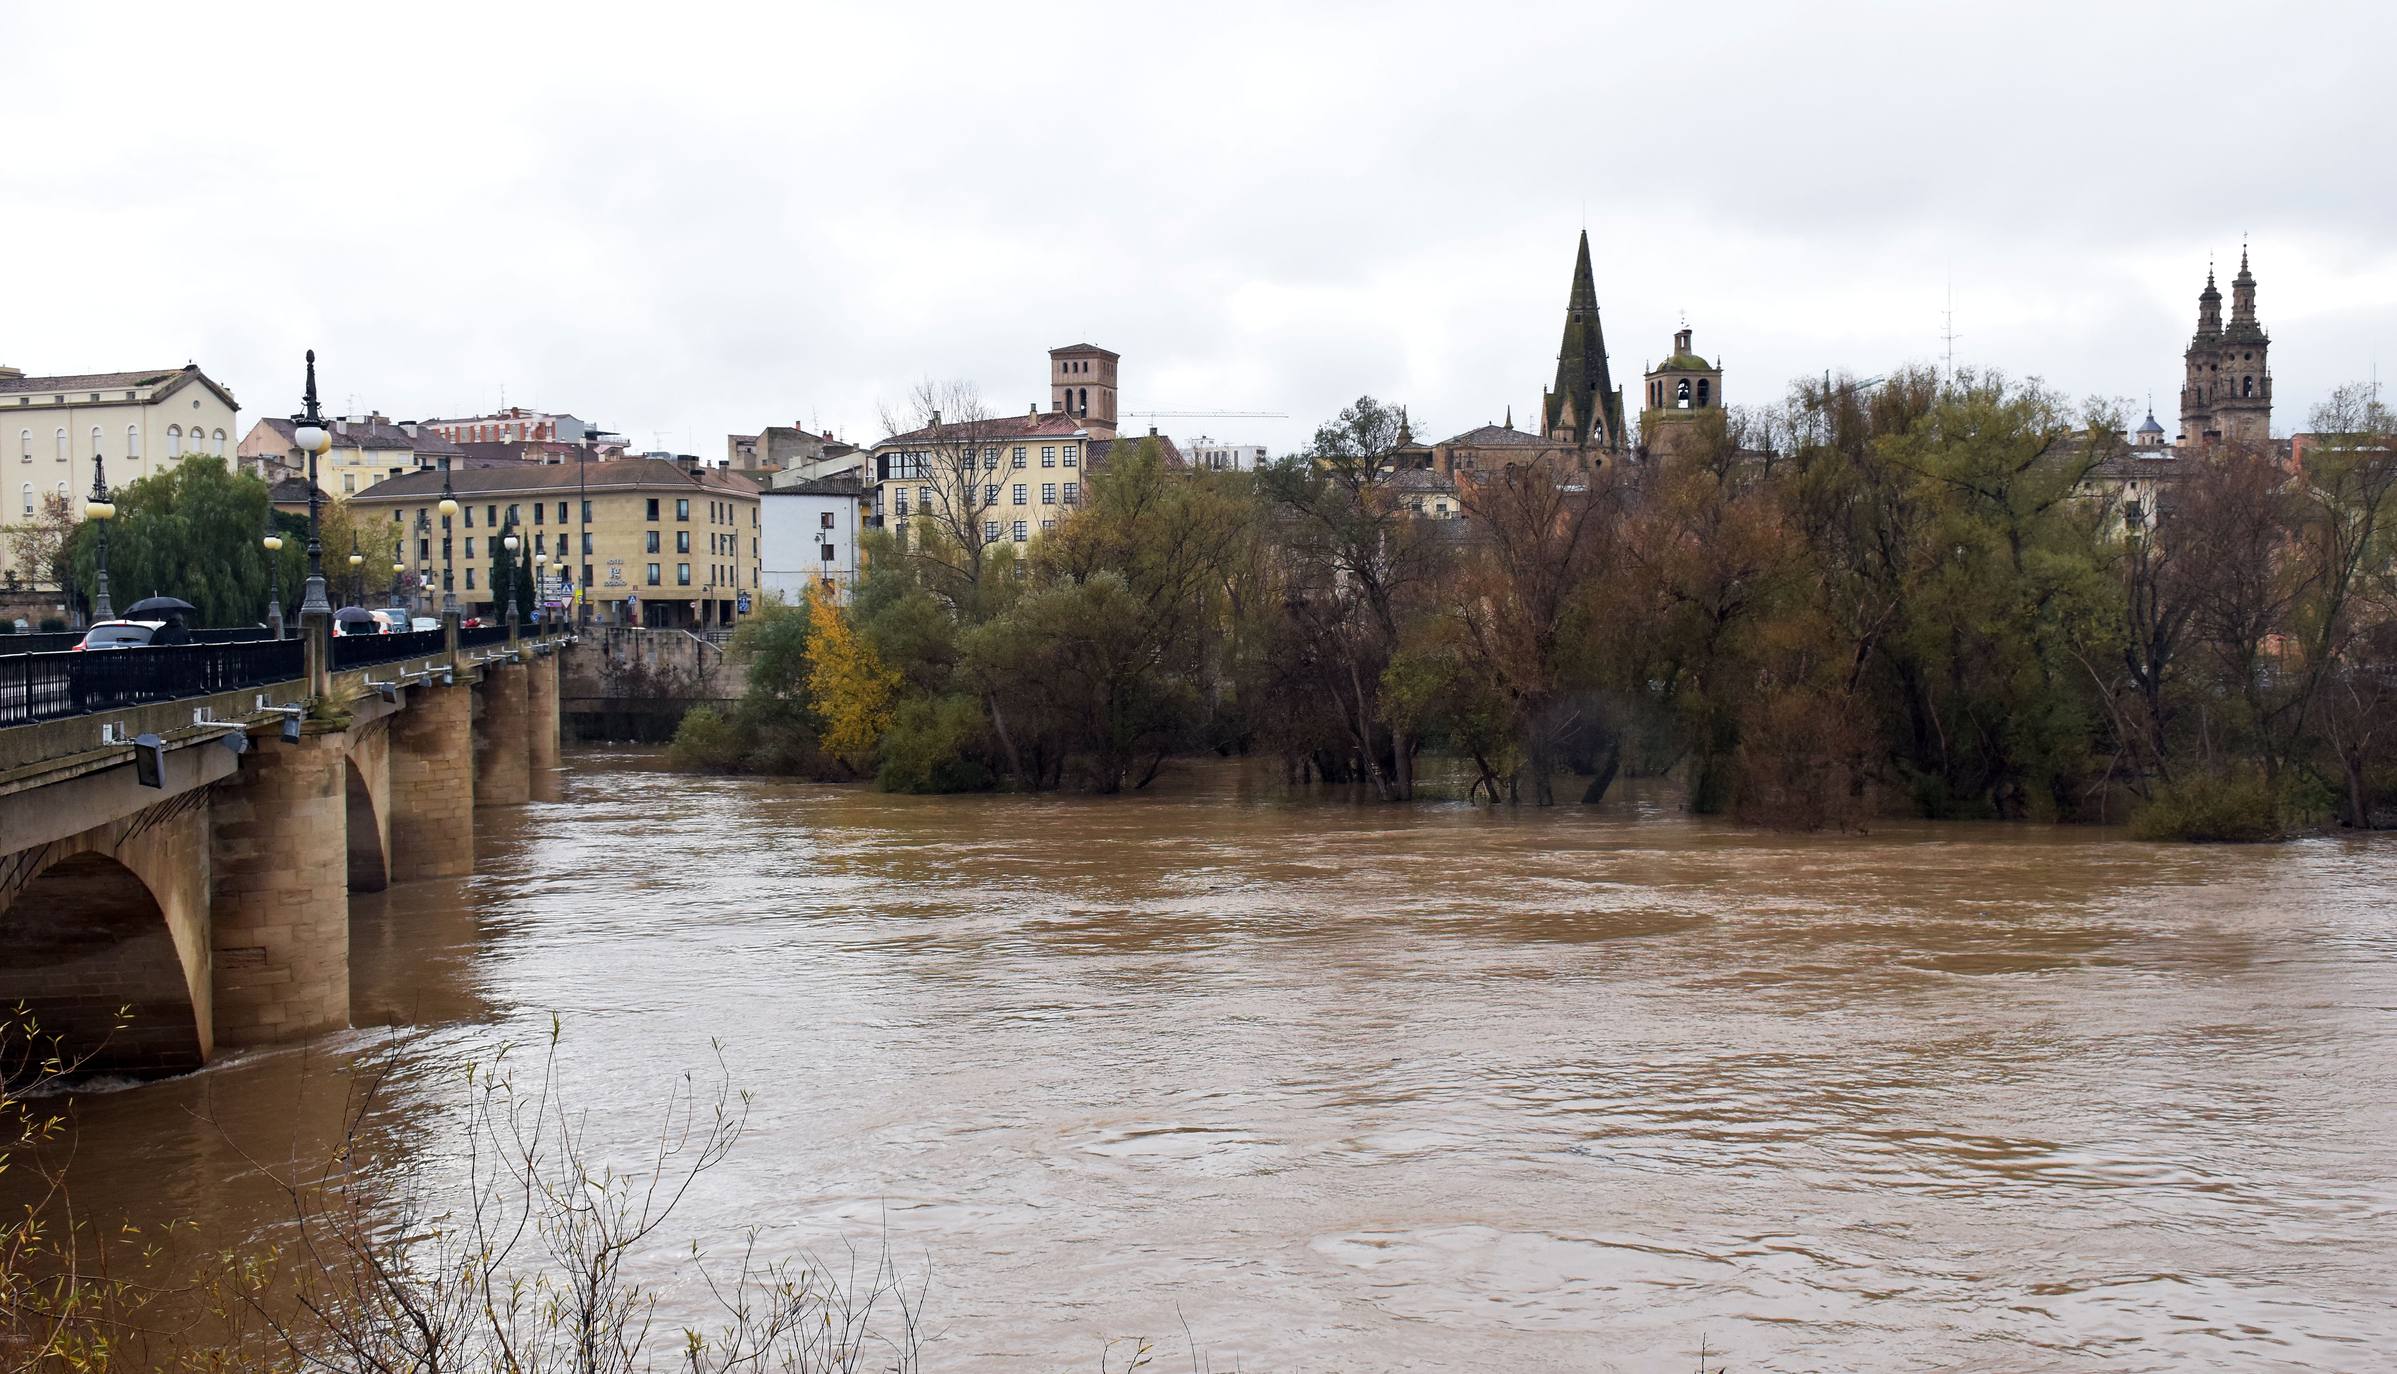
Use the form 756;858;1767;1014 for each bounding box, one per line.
55;481;66;501
17;429;28;462
213;428;227;454
167;425;182;455
20;484;31;516
1675;378;1692;408
2242;376;2254;397
1696;379;1711;407
55;428;67;462
90;426;102;457
127;425;141;459
1078;387;1088;414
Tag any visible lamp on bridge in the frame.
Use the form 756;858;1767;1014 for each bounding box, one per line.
437;461;459;618
390;559;406;610
501;524;521;629
259;510;286;639
533;549;549;625
84;451;117;622
346;550;364;607
291;351;335;622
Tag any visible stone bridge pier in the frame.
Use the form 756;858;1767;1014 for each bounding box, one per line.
0;634;566;1076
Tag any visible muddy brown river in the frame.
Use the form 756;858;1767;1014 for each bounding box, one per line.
17;755;2397;1370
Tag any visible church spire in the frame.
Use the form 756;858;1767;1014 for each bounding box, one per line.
1541;230;1621;451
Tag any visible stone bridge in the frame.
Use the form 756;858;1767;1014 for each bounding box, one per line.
0;620;565;1076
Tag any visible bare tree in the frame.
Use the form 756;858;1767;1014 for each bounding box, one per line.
876;380;1012;608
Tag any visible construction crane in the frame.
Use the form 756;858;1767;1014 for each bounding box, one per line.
1122;409;1288;419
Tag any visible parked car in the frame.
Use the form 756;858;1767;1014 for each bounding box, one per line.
410;616;441;632
370;608;411;634
73;619;164;651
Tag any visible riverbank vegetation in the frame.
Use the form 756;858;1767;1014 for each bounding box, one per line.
675;369;2397;838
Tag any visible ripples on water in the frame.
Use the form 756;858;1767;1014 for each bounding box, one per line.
20;755;2397;1371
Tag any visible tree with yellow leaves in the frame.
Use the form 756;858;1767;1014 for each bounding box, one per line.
804;583;899;773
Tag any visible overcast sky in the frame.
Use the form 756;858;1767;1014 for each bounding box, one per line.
5;2;2390;456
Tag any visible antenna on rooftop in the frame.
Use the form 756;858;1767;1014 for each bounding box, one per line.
1941;278;1961;378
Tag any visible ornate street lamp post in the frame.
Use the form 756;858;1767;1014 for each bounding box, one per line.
501;521;521;629
260;508;286;638
389;558;406;610
292;352;334;621
437;458;459;618
347;550;364;607
534;549;549;626
84;451;117;622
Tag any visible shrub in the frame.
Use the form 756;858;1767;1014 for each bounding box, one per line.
668;704;744;771
37;617;66;634
877;694;996;794
2129;771;2310;842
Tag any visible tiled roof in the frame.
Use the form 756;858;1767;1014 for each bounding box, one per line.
1439;424;1556;449
1088;434;1184;470
348;457;760;501
877;412;1096;447
1048;342;1118;358
0;368;186;395
1390;467;1458;493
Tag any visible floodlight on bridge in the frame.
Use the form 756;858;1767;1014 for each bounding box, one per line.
132;733;167;790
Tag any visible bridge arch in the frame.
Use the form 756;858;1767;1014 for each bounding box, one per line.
344;717;393;893
0;847;207;1076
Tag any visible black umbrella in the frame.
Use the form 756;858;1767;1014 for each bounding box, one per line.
334;606;380;624
123;595;196;617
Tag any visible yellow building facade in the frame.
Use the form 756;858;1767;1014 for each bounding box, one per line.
348;458;762;628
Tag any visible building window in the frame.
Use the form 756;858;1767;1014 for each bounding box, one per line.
676;498;690;521
645;530;660;553
1041;518;1056;532
676;530;690;553
1063;481;1079;505
917;485;931;507
1015;448;1031;469
1676;378;1691;407
1041;446;1056;468
17;430;27;462
580;500;592;522
1696;379;1710;407
342;471;356;493
893;492;909;517
983;520;999;541
819;511;835;530
1012;520;1028;541
466;538;477;558
557;501;568;523
466;568;477;590
1078;387;1088;414
677;563;691;585
646;498;660;520
1012;446;1026;466
1041;482;1056;504
533;503;544;524
213;428;227;455
983;483;998;503
486;505;498;527
581;533;592;555
1063;444;1078;467
647;563;662;585
126;425;140;459
1012;484;1026;505
19;483;29;515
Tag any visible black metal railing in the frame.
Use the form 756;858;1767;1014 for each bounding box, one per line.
0;632;86;655
460;624;511;650
0;640;306;727
331;628;449;670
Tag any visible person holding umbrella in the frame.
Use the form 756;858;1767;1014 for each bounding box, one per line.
123;595;197;645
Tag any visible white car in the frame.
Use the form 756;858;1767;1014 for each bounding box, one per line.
73;619;165;650
370;608;412;634
410;616;441;632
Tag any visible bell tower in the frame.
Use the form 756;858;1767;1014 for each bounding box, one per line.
2213;247;2271;448
2179;264;2223;444
1049;343;1119;438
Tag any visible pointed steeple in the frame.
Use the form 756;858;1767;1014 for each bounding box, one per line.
1541;230;1621;450
1504;403;1513;431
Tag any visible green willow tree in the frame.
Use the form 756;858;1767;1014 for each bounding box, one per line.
67;457;304;626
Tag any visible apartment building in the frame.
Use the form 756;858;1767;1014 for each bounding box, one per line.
348;457;762;628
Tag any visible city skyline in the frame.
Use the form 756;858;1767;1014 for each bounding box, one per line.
4;2;2390;454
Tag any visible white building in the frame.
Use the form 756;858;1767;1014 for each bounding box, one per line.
759;476;863;605
1185;435;1266;471
2;363;242;587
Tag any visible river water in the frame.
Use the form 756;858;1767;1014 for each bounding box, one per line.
19;755;2397;1370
